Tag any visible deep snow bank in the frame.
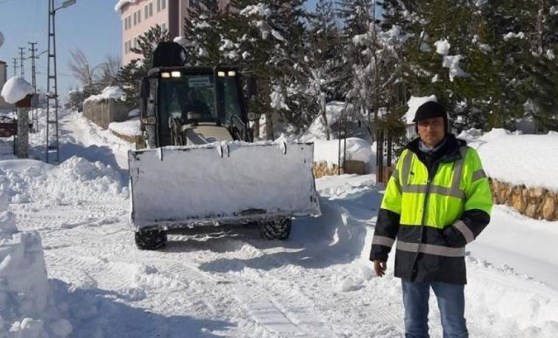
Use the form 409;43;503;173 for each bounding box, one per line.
0;155;128;337
0;157;128;205
460;128;558;191
0;193;72;338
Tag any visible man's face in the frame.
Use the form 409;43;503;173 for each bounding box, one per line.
417;116;445;147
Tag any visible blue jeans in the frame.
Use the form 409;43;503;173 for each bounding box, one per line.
401;280;468;338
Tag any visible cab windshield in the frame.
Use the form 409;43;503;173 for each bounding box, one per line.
159;74;216;122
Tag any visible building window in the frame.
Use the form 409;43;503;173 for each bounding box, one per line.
156;0;166;11
144;5;148;20
137;10;141;23
133;12;137;25
145;3;153;19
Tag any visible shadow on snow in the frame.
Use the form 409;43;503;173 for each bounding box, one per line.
50;279;232;338
162;188;383;273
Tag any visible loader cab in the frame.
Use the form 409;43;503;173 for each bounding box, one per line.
140;66;251;147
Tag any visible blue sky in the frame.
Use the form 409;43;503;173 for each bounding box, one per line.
0;0;319;101
0;0;121;98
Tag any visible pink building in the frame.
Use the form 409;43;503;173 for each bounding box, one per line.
116;0;229;65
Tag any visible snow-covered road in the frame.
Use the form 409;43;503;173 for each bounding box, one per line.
2;111;557;337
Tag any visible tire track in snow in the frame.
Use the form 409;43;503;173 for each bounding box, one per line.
130;235;336;337
13;202;126;233
226;202;402;337
197;245;335;337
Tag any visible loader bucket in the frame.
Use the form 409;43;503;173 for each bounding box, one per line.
128;141;321;230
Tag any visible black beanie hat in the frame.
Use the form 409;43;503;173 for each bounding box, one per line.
413;101;449;133
413;101;446;122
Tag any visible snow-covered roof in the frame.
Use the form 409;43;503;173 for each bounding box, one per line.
114;0;138;13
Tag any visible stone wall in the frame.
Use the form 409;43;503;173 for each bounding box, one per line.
313;160;366;178
309;169;557;222
83;100;128;129
491;178;558;221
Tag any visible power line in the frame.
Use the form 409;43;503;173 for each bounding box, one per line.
28;42;39;91
18;47;25;78
11;58;18;77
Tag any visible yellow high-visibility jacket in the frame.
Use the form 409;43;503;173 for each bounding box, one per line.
370;135;493;284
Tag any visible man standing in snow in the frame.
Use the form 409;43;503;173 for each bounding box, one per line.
370;101;493;337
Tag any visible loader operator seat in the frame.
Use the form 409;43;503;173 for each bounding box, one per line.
181;89;211;120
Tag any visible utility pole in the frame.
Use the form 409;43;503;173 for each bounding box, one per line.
11;58;18;77
46;0;59;163
28;42;38;91
29;41;39;132
45;0;77;163
18;47;25;78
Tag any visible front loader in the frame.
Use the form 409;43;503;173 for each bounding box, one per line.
129;42;320;250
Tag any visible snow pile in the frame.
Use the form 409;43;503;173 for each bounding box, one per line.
0;190;17;236
300;101;376;171
59;156;123;186
84;86;126;103
467;257;558;337
173;36;189;47
109;117;141;137
0;158;127;206
0;77;34;104
0;115;14;123
127;109;139;118
313;138;375;172
302;101;356;141
0;192;71;337
463;129;558;191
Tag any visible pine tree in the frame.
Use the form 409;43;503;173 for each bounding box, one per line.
524;1;558;131
215;0;309;138
116;25;171;109
306;0;342;139
466;1;533;130
270;0;314;133
335;0;373;102
337;0;401;139
129;24;172;72
182;0;226;65
116;59;143;110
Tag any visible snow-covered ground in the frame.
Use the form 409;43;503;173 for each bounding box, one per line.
0;109;557;337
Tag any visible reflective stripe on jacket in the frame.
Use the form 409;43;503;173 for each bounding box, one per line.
370;135;493;284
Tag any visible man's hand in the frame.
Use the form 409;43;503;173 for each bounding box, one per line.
374;260;387;277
